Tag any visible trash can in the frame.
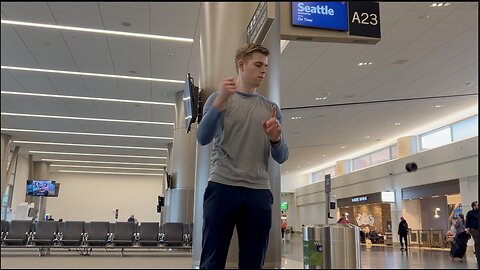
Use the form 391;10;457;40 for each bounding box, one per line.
303;224;361;269
303;225;324;269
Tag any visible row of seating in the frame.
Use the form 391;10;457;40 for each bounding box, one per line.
1;220;193;248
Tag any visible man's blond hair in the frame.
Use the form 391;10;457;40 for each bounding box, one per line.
235;43;269;73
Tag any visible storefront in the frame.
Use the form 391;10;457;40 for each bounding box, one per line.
337;191;395;244
401;179;461;248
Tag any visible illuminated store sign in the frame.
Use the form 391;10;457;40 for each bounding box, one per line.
351;196;368;203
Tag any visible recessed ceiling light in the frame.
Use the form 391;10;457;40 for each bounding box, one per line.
418;14;430;20
1;128;173;140
433;105;442;108
42;159;165;166
15;140;167;151
51;164;163;171
1;112;174;126
364;135;370;139
1;91;175;106
31;151;166;159
341;146;346;149
430;2;451;7
291;116;302;120
1;66;184;84
357;62;373;66
1;20;193;42
58;170;163;176
322;154;326;157
395;122;401;126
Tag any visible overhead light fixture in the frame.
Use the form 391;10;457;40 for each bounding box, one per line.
57;170;163;176
1;19;193;42
0;91;175;106
364;135;370;139
30;150;166;159
42;159;165;166
291;116;302;120
433;105;442;108
51;164;163;171
15;140;167;151
395;122;401;126
1;112;174;126
341;146;346;149
1;128;173;140
357;62;373;66
430;3;451;7
1;66;184;84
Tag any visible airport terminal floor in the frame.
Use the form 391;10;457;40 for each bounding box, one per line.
1;233;477;269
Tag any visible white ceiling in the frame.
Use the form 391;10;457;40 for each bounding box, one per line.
1;2;478;176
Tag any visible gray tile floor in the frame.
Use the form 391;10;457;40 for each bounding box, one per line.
1;234;477;269
282;233;478;269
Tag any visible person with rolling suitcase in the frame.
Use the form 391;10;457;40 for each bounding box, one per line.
450;213;470;262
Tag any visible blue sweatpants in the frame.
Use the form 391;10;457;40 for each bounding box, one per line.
199;181;273;269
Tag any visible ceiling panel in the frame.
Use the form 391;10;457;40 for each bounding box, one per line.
1;2;477;176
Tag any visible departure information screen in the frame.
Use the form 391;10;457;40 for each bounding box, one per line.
291;2;348;31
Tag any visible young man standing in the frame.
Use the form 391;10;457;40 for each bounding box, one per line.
197;43;289;269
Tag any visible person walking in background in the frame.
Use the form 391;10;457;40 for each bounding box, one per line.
281;220;287;240
337;213;350;224
127;214;136;223
398;217;409;251
450;213;469;261
466;201;479;268
454;213;466;239
197;43;289;269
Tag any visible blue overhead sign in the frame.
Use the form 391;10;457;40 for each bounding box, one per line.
291;2;348;31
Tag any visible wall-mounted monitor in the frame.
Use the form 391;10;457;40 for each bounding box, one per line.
26;180;57;197
381;191;395;203
291;2;348;31
184;73;199;133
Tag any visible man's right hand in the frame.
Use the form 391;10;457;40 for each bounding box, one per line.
213;76;237;112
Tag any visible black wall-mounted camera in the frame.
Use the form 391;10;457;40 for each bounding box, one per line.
405;162;418;172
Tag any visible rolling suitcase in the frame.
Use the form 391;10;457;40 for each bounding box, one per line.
450;241;467;260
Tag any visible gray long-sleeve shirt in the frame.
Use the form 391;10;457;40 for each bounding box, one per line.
197;91;289;189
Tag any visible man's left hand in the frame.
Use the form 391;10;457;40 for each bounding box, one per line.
263;105;282;143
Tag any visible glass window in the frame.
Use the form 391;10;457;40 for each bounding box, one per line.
1;185;11;220
390;144;398;159
353;154;370;171
371;147;391;165
311;166;336;183
312;171;323;183
452;115;478;142
324;166;336;178
420;126;452;150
